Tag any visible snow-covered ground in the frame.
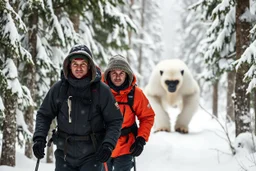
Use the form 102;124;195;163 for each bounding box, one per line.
1;107;256;171
137;108;255;171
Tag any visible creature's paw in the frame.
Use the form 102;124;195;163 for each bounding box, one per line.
154;128;170;133
175;125;188;134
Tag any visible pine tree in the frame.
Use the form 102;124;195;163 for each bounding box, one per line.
0;0;33;166
1;0;138;162
178;0;210;107
234;0;251;136
123;0;164;86
195;0;236;82
178;0;207;75
236;0;256;93
17;0;57;158
193;0;236;118
140;0;164;86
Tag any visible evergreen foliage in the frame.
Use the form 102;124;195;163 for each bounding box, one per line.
0;0;137;152
178;0;207;76
236;0;256;93
0;0;33;130
193;0;236;82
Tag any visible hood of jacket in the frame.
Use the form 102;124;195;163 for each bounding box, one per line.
103;55;134;86
62;44;98;83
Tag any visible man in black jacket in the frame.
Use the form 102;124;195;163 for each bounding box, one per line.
32;44;123;171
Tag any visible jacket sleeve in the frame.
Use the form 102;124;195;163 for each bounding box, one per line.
99;82;123;148
33;81;60;141
134;87;155;141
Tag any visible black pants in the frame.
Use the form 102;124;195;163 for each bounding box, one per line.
55;154;103;171
106;155;134;171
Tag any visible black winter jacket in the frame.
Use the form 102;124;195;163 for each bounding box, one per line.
33;68;123;165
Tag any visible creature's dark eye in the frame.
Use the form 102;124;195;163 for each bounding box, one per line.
160;70;163;76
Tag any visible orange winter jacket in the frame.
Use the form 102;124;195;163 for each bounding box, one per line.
102;74;155;158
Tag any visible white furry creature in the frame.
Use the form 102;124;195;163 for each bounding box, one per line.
144;59;200;133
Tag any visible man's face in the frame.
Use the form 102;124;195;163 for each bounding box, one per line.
109;69;126;87
70;59;88;79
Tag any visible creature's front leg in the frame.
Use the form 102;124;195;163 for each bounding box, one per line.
175;93;199;134
147;95;171;133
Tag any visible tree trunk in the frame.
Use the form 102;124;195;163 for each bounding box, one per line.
126;0;134;64
254;90;256;135
0;91;18;166
46;121;56;163
226;71;235;122
212;80;219;117
24;7;38;158
234;0;251;136
44;4;61;162
70;13;80;32
138;0;146;75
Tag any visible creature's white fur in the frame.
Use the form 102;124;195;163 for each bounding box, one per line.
144;59;200;133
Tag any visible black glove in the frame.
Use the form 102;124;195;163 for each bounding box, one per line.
95;143;113;163
130;137;146;157
32;137;46;159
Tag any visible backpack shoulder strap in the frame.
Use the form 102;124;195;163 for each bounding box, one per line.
57;71;69;113
125;85;136;114
89;81;102;123
91;81;101;110
120;85;138;137
117;85;136;114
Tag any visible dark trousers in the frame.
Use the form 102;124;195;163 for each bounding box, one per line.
106;155;134;171
55;155;103;171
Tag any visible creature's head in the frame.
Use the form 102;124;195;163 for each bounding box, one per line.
159;69;184;93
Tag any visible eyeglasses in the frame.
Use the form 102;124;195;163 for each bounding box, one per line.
110;71;126;78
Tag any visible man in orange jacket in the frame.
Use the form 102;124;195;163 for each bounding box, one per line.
102;55;155;171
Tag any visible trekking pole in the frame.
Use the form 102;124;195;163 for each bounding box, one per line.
103;162;108;171
133;157;136;171
35;158;40;171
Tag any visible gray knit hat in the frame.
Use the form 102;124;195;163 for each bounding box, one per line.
104;55;134;86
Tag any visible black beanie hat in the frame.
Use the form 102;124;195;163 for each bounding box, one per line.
69;54;89;62
69;44;92;57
